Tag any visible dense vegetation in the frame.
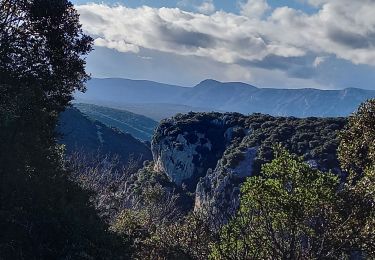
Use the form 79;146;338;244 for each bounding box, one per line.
0;0;374;259
155;112;346;176
108;100;374;259
211;100;373;259
213;148;348;259
0;0;128;258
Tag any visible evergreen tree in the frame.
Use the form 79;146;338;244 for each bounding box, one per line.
211;146;344;259
0;0;129;258
337;99;375;257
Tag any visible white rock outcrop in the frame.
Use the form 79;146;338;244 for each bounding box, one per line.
152;133;212;185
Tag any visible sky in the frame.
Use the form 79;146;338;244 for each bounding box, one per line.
72;0;375;89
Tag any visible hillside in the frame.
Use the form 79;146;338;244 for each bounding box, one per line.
57;108;152;165
75;78;375;118
148;112;347;218
74;103;158;141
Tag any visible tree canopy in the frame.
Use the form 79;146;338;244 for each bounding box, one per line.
211;146;343;259
0;0;129;258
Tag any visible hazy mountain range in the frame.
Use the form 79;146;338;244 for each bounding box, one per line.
74;78;375;119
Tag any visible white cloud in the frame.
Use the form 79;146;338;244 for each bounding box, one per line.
197;0;215;14
177;0;215;14
239;0;270;18
94;38;140;53
77;0;375;69
304;0;328;7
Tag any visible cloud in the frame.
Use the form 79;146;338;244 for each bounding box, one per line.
239;0;270;18
76;0;375;71
197;0;215;14
94;38;140;53
177;0;215;14
86;46;329;89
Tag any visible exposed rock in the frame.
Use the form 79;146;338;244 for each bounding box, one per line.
307;159;318;169
194;147;258;222
151;113;243;190
152;133;212;185
231;147;257;177
150;112;346;218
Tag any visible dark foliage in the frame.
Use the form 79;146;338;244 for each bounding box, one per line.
57;107;153;166
155;112;346;178
0;0;129;258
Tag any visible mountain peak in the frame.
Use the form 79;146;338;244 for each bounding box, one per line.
195;79;257;90
196;79;222;87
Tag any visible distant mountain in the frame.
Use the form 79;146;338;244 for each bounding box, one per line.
75;78;188;104
57;108;152;165
109;103;218;121
75;78;375;118
182;80;375;117
74;78;216;120
74;103;158;141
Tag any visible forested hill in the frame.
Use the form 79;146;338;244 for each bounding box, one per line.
75;78;375;118
57;108;152;165
148;112;347;217
74;103;158;141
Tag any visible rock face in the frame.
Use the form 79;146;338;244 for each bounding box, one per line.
151;114;237;190
153;132;212;186
194;147;258;222
150;112;347;219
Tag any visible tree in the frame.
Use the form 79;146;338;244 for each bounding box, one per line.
211;100;375;259
338;98;375;180
337;99;375;257
0;0;128;258
211;146;344;259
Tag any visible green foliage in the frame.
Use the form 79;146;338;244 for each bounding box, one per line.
211;146;344;259
113;210;214;260
155;112;346;180
338;98;375;179
111;181;185;259
0;0;130;258
337;99;375;256
142;213;214;260
223;114;346;174
353;166;375;255
107;100;375;259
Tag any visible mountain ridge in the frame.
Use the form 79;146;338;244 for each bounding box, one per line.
75;78;375;118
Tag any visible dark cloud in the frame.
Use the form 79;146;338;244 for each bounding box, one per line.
158;23;215;48
327;27;373;49
238;54;316;79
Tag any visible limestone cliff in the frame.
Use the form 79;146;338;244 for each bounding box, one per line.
151;113;242;190
150;112;346;218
